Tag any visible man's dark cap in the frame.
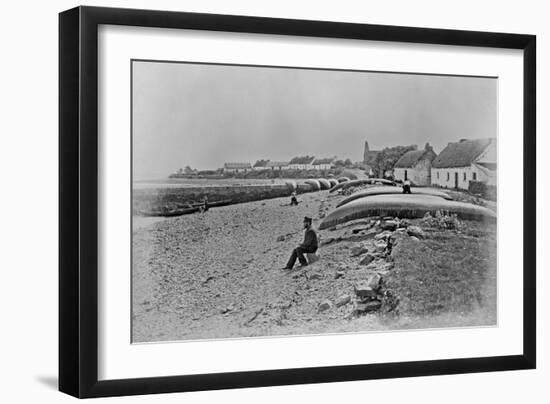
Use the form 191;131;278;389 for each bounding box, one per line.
303;216;312;223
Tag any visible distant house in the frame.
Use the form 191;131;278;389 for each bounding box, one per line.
265;161;289;171
312;157;334;170
393;143;437;186
224;162;252;173
288;156;315;170
253;160;269;170
431;138;496;190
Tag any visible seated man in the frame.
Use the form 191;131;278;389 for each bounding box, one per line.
282;216;318;270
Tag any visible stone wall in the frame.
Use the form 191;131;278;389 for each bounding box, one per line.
133;183;314;213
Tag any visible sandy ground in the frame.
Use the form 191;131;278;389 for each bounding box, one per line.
132;190;496;343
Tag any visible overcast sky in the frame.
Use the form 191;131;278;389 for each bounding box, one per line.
132;60;497;179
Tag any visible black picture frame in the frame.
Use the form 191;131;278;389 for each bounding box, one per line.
59;5;536;399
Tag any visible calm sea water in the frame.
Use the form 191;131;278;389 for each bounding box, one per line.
133;177;298;189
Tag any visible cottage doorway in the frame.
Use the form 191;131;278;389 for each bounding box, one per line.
404;170;408;180
454;172;459;189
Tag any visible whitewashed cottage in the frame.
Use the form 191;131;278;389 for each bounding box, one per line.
252;160;268;170
312;157;334;170
430;138;496;190
223;162;252;173
265;161;289;171
288;156;315;170
393;143;437;186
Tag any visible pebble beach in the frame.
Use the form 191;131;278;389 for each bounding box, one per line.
132;189;497;343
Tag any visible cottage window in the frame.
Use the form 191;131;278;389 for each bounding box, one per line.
447;172;450;181
473;172;477;181
437;172;439;179
464;172;467;181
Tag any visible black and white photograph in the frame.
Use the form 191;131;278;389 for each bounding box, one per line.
131;60;498;343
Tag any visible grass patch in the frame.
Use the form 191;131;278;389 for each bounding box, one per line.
384;221;497;323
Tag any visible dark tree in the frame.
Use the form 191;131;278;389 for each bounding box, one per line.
372;145;417;177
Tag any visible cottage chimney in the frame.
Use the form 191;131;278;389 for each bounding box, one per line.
424;142;433;152
459;138;468;143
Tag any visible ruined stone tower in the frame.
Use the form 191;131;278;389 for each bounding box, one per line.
363;141;370;164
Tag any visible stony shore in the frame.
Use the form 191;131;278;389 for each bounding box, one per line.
132;190;496;343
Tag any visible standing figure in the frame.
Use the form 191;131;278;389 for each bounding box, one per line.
403;179;412;194
201;195;209;213
290;191;298;206
282;216;318;269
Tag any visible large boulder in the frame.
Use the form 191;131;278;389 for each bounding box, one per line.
366;273;382;290
359;254;375;266
380;220;399;231
355;300;382;313
354;282;377;298
318;300;332;312
351;245;369;257
335;294;351;307
407;226;425;239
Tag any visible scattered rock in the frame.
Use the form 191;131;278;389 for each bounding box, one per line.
354;282;377;298
410;236;420;242
407;226;425;239
202;275;215;284
376;262;394;272
321;237;340;245
308;272;323;281
277;301;292;309
355;300;382;313
365;259;387;271
276;235;285;242
318;300;332;312
351;245;369;257
380;220;399;231
244;307;264;325
399;219;411;228
356;228;378;239
335;294;351;307
374;242;387;253
220;305;233;314
334;271;345;279
359;254;375;266
367;273;382;290
374;231;392;241
352;227;370;234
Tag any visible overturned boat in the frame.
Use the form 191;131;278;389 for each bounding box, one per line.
329;178;397;193
317;178;332;190
305;179;322;191
319;194;496;229
336;186;453;208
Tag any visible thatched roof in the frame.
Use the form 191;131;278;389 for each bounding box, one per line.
224;162;252;169
289;156;315;164
313;158;334;165
432;139;494;168
253;160;268;168
266;161;289;168
394;148;436;168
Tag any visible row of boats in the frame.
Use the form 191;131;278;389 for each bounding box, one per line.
137;176;368;217
319;185;496;230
